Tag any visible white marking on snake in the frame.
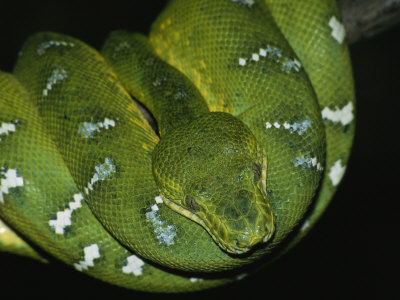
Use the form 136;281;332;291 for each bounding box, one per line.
231;0;254;7
122;255;145;276
293;156;324;171
329;159;346;186
241;45;301;73
281;58;302;73
190;277;204;282
265;45;282;57
252;53;259;61
78;118;116;138
84;158;116;194
259;48;267;57
36;40;75;56
0;122;16;141
0;168;24;204
281;118;311;135
321;102;354;126
155;195;164;204
49;193;83;234
146;203;177;246
42;65;68;97
74;244;100;271
329;16;345;44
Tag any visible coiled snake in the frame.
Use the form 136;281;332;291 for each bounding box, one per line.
0;0;355;293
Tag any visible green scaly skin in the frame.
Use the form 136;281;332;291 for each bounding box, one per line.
0;0;355;293
102;32;274;255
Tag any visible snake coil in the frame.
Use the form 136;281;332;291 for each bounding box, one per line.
0;0;355;293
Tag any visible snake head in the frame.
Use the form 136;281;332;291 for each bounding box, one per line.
152;112;274;255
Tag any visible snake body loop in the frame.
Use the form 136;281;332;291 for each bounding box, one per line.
0;0;355;292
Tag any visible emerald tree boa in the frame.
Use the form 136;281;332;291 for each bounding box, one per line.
0;0;355;293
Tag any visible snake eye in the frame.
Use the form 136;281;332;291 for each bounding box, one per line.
252;163;262;182
184;195;200;212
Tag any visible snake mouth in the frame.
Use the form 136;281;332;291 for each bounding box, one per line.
224;244;251;255
214;224;274;255
160;194;266;255
221;238;258;255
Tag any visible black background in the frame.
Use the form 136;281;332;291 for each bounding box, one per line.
1;1;398;299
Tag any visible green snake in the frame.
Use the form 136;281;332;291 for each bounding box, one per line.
0;0;355;293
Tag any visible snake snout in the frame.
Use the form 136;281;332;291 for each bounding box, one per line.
228;231;268;254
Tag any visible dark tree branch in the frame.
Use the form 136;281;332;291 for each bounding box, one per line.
339;0;400;44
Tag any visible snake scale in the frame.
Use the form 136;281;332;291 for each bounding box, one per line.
0;0;355;293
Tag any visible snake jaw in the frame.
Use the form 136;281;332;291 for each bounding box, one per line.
158;194;244;255
160;181;275;255
257;151;274;244
159;193;270;255
261;210;275;243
